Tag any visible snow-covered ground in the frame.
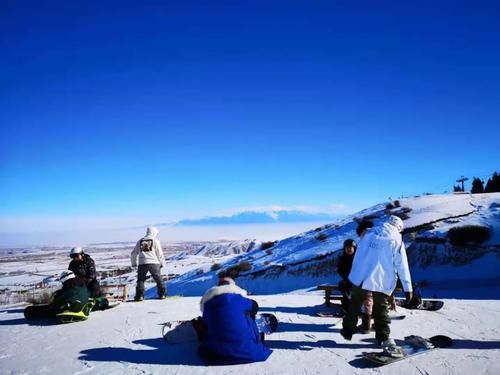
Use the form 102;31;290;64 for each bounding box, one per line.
1;290;499;374
1;192;499;373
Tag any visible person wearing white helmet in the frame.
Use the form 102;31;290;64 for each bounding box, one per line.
68;247;101;298
131;226;166;301
340;215;413;358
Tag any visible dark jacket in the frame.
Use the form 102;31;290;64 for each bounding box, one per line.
69;253;97;282
337;252;355;281
50;277;89;314
199;284;272;365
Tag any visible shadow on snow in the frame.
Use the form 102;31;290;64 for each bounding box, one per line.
79;338;205;366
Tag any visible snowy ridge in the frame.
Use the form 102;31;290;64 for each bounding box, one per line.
168;193;500;297
193;239;261;257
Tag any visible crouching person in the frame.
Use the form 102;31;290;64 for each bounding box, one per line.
197;277;272;365
24;270;91;323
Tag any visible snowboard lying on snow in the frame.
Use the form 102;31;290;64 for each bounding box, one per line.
316;303;346;318
395;299;444;311
316;304;406;320
162;313;279;344
24;298;119;322
363;335;453;366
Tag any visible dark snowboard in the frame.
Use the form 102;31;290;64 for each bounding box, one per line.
363;335;453;366
24;304;53;320
395;299;444;311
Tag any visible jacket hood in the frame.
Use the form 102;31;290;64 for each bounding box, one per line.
200;283;248;312
373;221;402;239
145;226;159;238
387;215;404;232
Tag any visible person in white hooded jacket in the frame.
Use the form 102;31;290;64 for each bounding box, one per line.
341;215;413;357
131;226;166;300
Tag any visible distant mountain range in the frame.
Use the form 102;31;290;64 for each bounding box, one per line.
173;210;341;226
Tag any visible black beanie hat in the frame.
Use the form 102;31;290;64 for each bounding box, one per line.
343;239;357;248
356;220;374;237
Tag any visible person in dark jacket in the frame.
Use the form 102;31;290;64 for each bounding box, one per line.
24;270;89;320
197;277;272;365
337;238;357;311
68;247;101;297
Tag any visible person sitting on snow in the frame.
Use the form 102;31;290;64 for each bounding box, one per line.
197;276;272;365
341;216;413;357
24;270;90;320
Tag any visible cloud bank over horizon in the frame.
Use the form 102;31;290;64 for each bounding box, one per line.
0;206;353;248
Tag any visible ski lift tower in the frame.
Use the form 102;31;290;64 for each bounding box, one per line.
456;176;469;192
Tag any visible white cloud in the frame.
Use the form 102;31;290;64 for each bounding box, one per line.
0;215;168;232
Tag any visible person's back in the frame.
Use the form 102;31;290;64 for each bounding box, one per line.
51;276;89;313
349;220;411;295
24;271;90;321
199;278;271;365
131;227;164;266
342;216;413;355
131;226;166;300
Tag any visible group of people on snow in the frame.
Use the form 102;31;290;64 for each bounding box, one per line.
23;226;166;321
24;214;414;364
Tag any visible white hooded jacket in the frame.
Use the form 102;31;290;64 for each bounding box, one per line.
131;226;165;267
348;217;412;295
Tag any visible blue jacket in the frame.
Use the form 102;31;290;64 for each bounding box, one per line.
200;284;272;365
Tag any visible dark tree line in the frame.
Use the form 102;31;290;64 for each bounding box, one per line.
469;172;500;194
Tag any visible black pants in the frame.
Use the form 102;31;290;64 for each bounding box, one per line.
136;264;165;298
338;280;352;311
342;285;391;343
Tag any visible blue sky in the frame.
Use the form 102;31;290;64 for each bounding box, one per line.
1;1;499;237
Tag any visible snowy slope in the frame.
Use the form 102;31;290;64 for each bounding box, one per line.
168;193;500;297
1;292;499;374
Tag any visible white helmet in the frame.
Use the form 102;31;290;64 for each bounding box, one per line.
59;270;75;283
69;247;83;257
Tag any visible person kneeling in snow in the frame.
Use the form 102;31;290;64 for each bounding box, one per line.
197;276;272;365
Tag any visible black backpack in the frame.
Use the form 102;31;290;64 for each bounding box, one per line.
140;239;153;252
